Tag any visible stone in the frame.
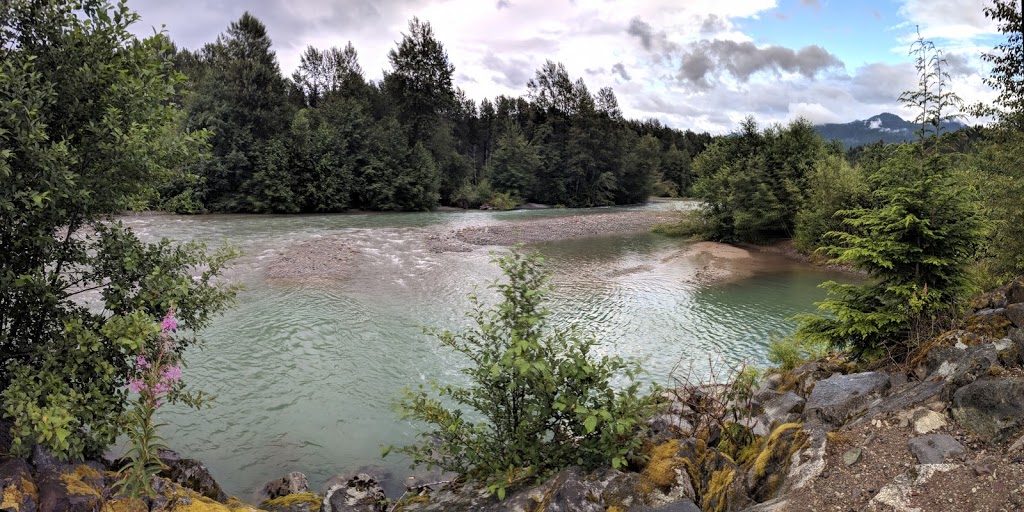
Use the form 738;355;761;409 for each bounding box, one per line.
323;473;386;512
629;500;701;512
1007;279;1024;305
926;343;1000;393
1007;303;1024;329
647;414;694;437
0;458;39;512
868;464;958;511
907;434;965;464
952;378;1024;443
912;409;948;435
36;463;104;512
263;471;310;500
843;447;862;466
761;391;805;426
158;449;228;503
805;372;891;427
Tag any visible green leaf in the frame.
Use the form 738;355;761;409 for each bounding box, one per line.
584;415;597;433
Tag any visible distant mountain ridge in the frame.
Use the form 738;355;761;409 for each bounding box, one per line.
814;113;965;148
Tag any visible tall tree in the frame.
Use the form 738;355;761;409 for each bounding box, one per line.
978;0;1024;128
185;12;291;211
0;0;234;458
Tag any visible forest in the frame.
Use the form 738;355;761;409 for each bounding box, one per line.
161;14;711;214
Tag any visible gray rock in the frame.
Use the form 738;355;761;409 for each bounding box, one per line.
952;378;1024;443
647;414;694;437
908;434;965;464
926;343;999;392
1006;303;1024;329
806;372;891;427
630;500;701;512
852;380;945;428
323;473;386;512
843;447;862;466
158;449;228;503
0;458;39;512
761;391;805;426
263;471;310;500
1007;279;1024;305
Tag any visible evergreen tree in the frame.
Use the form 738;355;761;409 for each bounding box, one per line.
795;34;985;356
487;121;540;198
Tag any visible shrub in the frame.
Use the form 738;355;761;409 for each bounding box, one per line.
486;192;519;211
392;249;649;498
766;336;828;371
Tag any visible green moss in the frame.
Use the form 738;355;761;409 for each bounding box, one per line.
260;492;322;512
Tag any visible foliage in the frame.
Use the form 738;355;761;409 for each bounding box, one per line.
691;117;823;243
766;336;828;372
966;131;1024;278
650;211;708;239
392;250;649;497
794;34;984;357
976;0;1024;128
793;153;869;253
0;0;236;460
486;192;519;211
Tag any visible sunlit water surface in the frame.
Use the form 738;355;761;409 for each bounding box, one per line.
115;202;851;499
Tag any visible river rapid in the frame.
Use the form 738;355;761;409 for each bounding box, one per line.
116;201;851;500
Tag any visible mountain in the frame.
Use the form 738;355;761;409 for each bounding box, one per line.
814;113;965;148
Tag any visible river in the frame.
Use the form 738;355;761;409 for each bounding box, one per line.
116;201;851;500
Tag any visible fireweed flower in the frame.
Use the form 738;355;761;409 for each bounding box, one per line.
128;308;182;406
161;307;177;333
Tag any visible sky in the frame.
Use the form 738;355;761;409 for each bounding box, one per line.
127;0;1007;134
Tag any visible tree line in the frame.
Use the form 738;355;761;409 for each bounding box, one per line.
161;14;711;214
669;1;1024;359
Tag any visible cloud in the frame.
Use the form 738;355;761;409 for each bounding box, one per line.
496;0;511;9
943;53;976;77
800;0;821;11
848;62;916;104
626;17;678;57
481;53;534;88
897;0;997;40
678;40;844;86
699;15;727;35
612;62;631;81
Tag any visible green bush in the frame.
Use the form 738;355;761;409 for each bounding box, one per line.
392;250;649;498
766;336;828;371
486;192;519;211
650;211;708;238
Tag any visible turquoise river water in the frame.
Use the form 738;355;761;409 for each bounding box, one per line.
116;202;851;500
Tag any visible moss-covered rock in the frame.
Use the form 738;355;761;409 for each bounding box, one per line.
260;491;321;512
0;458;39;512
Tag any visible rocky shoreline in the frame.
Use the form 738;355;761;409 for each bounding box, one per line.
4;279;1024;511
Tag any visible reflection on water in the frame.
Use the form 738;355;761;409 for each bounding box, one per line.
117;203;851;499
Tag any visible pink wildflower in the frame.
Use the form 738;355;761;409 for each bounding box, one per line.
161;308;178;333
136;355;150;369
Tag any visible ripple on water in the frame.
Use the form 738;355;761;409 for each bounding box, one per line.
129;210;854;500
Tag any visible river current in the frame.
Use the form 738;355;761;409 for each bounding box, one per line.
117;202;850;499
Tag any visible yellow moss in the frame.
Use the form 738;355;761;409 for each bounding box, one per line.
751;423;804;482
964;314;1011;341
226;497;263;511
607;506;626;512
260;492;322;512
101;497;149;512
60;465;103;497
702;468;736;512
826;431;850;445
735;435;763;466
775;370;800;393
637;440;682;496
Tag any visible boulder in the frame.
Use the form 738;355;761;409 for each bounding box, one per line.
952;378;1024;443
263;471;309;500
1006;303;1024;329
1007;279;1024;305
907;434;965;464
925;343;1001;398
760;391;805;427
36;463;104;512
805;372;891;427
323;473;385;512
157;449;228;503
0;458;39;512
262;491;324;512
868;464;958;511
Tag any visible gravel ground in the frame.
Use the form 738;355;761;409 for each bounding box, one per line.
449;210;678;248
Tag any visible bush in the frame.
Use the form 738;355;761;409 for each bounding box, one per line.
486;192;519;211
766;336;828;371
392;250;649;498
650;211;708;238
